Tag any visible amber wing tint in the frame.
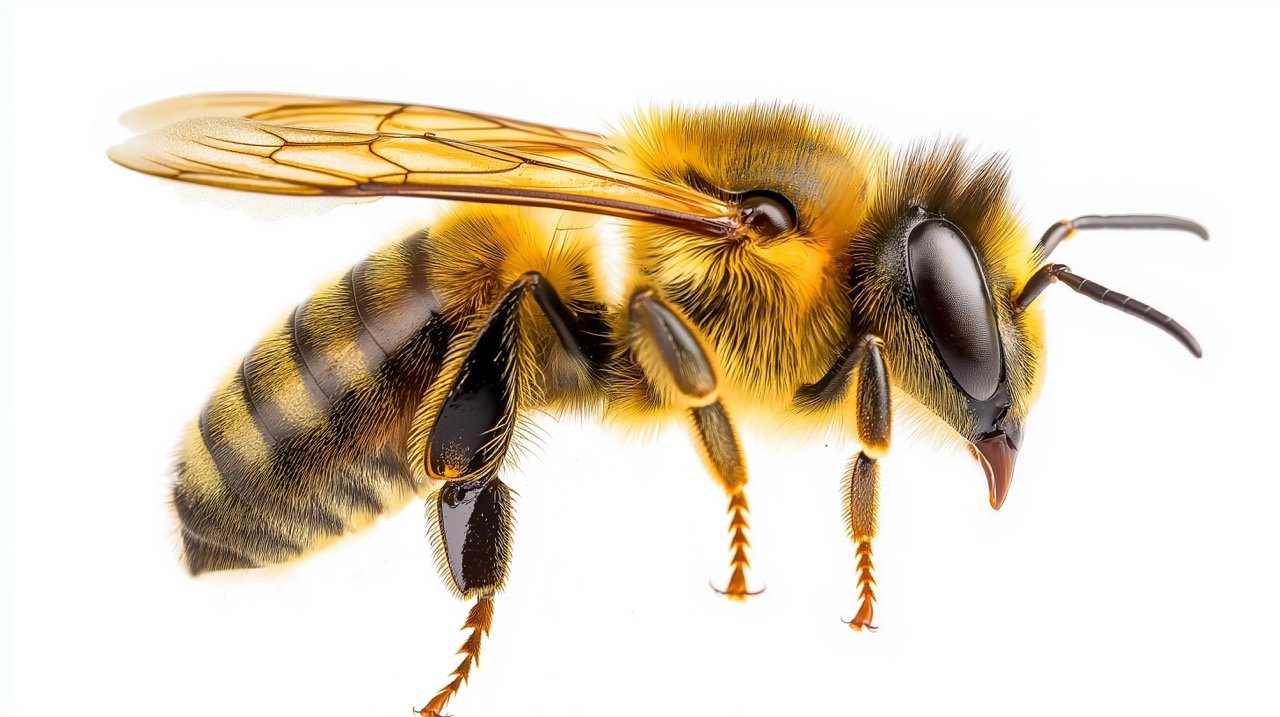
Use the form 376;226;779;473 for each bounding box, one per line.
119;93;618;167
110;94;737;235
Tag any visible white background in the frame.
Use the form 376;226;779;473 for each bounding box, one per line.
3;1;1278;715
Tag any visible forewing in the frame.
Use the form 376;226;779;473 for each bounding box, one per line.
111;100;736;235
119;92;618;169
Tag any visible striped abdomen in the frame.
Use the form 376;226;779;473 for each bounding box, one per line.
173;230;452;574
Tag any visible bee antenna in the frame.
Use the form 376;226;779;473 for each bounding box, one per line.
1015;263;1202;357
1034;214;1209;260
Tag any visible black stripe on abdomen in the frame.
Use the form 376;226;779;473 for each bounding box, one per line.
182;228;455;571
238;354;296;450
289;301;346;412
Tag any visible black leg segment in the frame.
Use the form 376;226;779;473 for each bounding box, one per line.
426;278;526;481
427;271;609;482
527;272;612;377
435;475;513;597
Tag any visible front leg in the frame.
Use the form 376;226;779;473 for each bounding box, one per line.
798;334;890;630
627;289;759;600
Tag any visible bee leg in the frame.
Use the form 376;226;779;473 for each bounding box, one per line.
697;403;760;601
418;272;602;715
843;335;890;631
421;595;495;717
798;334;891;629
419;476;508;717
627;289;759;601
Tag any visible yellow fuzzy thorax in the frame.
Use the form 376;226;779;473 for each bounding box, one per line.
609;105;884;408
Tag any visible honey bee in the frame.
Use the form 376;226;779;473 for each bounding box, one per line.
109;93;1206;715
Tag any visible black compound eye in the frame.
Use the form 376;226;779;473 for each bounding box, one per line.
738;190;797;240
907;219;1003;400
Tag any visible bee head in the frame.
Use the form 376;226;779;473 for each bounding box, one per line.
848;141;1045;509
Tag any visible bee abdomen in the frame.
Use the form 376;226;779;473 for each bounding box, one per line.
174;230;451;574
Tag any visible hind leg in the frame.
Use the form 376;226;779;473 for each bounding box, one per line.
416;271;607;716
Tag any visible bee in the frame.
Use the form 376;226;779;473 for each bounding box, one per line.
109;93;1206;715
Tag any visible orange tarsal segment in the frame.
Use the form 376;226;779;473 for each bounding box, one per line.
419;595;495;717
714;490;763;601
847;541;877;631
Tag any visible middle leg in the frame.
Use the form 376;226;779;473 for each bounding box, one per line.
627;288;759;600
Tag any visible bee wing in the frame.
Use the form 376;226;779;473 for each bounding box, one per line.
118;93;618;168
110;95;737;236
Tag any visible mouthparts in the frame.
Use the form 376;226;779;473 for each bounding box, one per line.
972;432;1018;510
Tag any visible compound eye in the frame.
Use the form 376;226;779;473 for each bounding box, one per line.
738;191;797;240
907;219;1002;400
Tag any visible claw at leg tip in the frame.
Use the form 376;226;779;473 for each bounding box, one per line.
709;578;766;601
418;698;449;717
845;600;877;632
